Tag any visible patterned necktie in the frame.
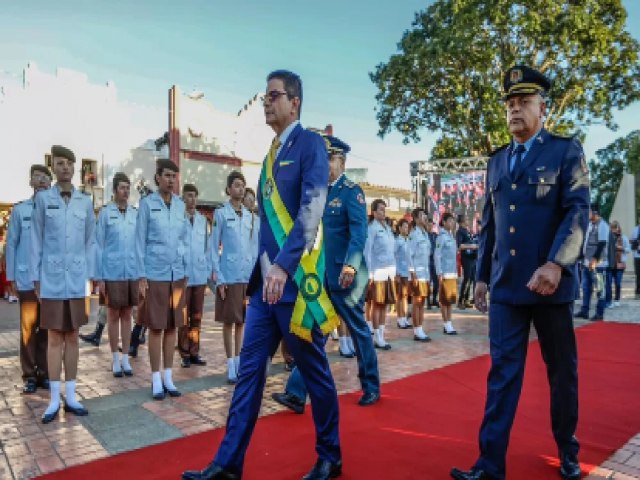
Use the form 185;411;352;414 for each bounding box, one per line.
270;137;281;163
511;144;526;174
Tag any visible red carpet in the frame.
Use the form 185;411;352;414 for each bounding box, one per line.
40;322;640;479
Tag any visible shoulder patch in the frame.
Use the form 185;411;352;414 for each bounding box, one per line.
356;192;366;205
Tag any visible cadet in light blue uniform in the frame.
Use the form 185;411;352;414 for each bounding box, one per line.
6;164;52;394
364;199;397;349
434;212;458;335
210;171;257;384
94;172;139;377
408;208;431;341
394;219;411;329
30;146;95;423
271;135;381;416
135;159;189;400
178;184;211;369
451;66;589;480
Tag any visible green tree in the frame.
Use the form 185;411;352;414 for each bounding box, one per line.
588;130;640;220
370;0;640;158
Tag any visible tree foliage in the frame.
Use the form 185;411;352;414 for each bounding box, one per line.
588;130;640;220
370;0;640;158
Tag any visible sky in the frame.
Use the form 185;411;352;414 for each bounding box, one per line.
1;0;639;188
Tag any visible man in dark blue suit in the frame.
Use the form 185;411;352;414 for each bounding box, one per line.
451;66;590;480
271;135;381;413
183;70;341;480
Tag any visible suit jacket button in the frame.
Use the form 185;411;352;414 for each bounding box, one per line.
511;184;516;190
510;204;516;211
509;226;515;233
510;249;516;256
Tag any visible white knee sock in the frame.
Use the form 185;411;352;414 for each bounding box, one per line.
347;336;356;354
339;337;349;353
234;356;240;375
227;358;237;380
152;371;163;394
112;352;121;373
379;324;387;343
44;381;61;415
65;380;83;409
121;354;131;371
163;368;176;390
367;321;374;333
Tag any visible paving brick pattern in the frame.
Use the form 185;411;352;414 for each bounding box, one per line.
0;280;638;479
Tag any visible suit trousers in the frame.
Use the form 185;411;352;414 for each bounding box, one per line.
474;302;579;479
286;288;380;400
18;290;48;381
214;295;341;475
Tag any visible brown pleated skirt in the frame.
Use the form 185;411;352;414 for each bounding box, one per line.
370;278;397;305
395;276;410;297
439;278;458;306
105;280;140;309
139;279;187;330
40;298;89;332
410;279;430;298
215;283;248;324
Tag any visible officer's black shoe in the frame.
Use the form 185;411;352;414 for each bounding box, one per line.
559;453;581;480
450;467;497;480
37;377;50;390
181;357;191;368
338;348;355;358
182;461;239;480
589;315;603;322
41;406;60;424
23;379;37;394
302;458;342;480
357;391;380;407
271;392;305;414
190;355;207;366
574;311;589;319
63;403;89;416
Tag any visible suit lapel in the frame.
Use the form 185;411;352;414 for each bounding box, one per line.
274;123;302;178
501;144;513;182
513;129;548;182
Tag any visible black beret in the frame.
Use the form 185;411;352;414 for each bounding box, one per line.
30;164;52;179
182;183;199;195
156;158;179;173
502;65;551;101
51;145;76;163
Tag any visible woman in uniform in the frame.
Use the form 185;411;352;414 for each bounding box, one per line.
434;212;458;335
95;172;139;377
135;159;189;400
31;146;95;423
408;208;431;342
394;219;411;329
364;199;396;350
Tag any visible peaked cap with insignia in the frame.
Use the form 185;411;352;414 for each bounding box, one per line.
324;135;351;157
502;65;551;101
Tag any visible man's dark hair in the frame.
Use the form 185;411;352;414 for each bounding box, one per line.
267;70;303;118
441;212;454;226
244;187;255;198
226;170;246;190
155;159;179;186
112;172;130;192
182;183;199;196
30;164;52;179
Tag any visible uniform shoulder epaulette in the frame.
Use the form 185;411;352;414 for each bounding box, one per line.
548;131;573;140
82;190;91;196
343;178;357;188
489;143;509;157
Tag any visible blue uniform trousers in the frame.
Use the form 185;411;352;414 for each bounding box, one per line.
474;303;579;479
286;288;380;401
214;295;341;475
579;267;607;317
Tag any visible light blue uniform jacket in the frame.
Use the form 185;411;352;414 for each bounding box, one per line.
186;211;211;287
210;201;257;285
394;235;410;278
94;202;139;281
408;226;431;280
5;198;36;291
434;230;458;277
364;221;396;278
30;186;96;299
135;191;189;282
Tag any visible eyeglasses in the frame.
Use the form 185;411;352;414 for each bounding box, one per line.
263;90;289;103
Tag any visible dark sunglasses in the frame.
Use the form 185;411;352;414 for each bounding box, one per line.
263;90;289;103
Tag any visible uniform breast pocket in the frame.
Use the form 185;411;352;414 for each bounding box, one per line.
45;209;62;235
73;210;87;229
528;171;558;202
71;256;86;274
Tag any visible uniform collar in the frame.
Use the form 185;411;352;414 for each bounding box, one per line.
513;127;543;153
329;173;344;188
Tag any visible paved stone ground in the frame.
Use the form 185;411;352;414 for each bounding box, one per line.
0;279;638;479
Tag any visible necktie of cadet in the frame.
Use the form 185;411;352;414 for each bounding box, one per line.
511;144;526;175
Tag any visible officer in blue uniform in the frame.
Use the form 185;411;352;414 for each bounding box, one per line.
183;70;341;480
270;135;381;414
451;66;590;480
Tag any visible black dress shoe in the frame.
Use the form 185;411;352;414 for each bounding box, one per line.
42;406;60;424
23;379;37;394
164;385;182;397
450;467;497;480
63;403;89;416
152;387;166;401
357;391;380;406
559;453;581;480
574;311;589;319
302;458;342;480
374;342;392;350
190;355;207;366
182;461;239;480
181;357;191;368
113;369;123;378
123;368;133;377
37;378;50;390
589;315;603;321
443;328;458;335
413;335;432;342
271;392;305;414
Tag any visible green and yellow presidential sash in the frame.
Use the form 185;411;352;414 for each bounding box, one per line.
259;140;339;342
